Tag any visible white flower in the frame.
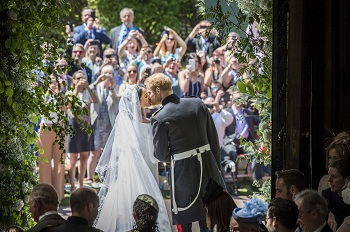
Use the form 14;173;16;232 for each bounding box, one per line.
342;188;350;204
13;199;24;211
24;195;30;204
22;182;29;193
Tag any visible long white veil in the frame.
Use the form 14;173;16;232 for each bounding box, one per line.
94;85;171;232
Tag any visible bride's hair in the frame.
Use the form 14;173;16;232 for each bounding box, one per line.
134;84;143;100
132;198;159;232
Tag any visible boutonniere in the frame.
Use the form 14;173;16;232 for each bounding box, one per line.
244;112;248;117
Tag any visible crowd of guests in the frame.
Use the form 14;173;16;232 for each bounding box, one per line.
36;5;266;201
26;5;350;232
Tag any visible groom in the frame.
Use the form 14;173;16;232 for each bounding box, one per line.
145;73;225;232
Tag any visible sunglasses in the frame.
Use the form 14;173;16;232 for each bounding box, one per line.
200;25;208;29
205;104;214;109
73;50;84;54
105;54;115;59
167;38;175;41
211;86;221;91
128;70;137;74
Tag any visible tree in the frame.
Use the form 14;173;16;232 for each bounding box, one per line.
0;0;86;228
89;0;199;48
200;0;273;200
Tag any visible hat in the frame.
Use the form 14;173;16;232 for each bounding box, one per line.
232;195;268;224
137;194;159;213
202;178;224;204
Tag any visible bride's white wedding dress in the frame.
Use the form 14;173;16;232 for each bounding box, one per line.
94;86;171;232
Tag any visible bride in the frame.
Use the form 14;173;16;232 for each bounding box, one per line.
94;85;171;231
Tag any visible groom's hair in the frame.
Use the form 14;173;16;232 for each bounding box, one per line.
144;73;172;93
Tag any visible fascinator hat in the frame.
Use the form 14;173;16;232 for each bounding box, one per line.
202;178;224;204
326;132;350;152
232;195;268;223
137;194;159;213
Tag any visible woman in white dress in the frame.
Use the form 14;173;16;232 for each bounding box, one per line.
94;85;171;232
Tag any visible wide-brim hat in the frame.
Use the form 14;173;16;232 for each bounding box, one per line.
232;208;260;223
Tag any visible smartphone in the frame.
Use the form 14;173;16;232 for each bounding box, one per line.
90;40;100;46
188;59;195;72
145;68;152;76
68;21;74;32
91;10;96;20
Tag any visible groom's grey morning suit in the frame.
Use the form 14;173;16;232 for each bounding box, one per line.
150;94;225;226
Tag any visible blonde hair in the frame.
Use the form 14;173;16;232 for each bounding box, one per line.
101;65;114;77
144;73;172;93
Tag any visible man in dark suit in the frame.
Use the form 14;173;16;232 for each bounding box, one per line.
265;198;299;232
145;73;225;232
109;7;143;52
221;90;261;192
294;189;333;232
27;183;65;232
46;187;102;232
185;20;221;58
67;43;93;84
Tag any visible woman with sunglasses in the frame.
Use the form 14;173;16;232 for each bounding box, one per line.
153;27;187;64
66;70;98;192
118;63;139;96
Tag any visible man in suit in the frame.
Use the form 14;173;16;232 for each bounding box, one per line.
109;7;143;52
67;43;93;84
221;89;261;191
27;183;65;232
145;73;225;232
294;189;333;232
46;187;102;232
185;20;221;58
265;198;299;232
73;7;91;37
275;169;306;200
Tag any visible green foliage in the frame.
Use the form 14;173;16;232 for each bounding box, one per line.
88;0;199;48
200;0;272;200
0;0;87;229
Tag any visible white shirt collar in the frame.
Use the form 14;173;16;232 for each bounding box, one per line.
39;211;58;221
